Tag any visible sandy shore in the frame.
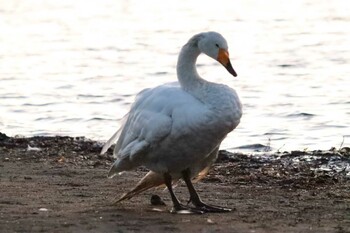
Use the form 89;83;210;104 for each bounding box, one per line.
0;134;349;233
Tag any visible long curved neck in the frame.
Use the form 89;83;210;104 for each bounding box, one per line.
176;43;206;93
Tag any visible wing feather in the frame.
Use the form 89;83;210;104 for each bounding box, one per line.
103;83;211;177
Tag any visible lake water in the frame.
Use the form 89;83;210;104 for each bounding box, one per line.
0;0;349;152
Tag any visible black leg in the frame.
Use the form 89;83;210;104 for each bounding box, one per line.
182;169;232;213
163;173;203;214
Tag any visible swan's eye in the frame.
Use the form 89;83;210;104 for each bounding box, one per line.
215;43;219;48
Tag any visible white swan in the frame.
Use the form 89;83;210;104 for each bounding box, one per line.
101;31;242;214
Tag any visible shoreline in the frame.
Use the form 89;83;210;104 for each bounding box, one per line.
1;133;349;232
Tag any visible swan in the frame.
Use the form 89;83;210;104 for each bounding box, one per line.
101;31;242;214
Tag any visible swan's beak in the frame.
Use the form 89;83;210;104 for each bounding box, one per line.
217;48;237;77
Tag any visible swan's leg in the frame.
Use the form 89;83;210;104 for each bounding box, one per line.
182;169;232;213
163;173;203;214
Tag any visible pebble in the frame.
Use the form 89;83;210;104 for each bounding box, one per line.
150;194;166;206
207;218;215;224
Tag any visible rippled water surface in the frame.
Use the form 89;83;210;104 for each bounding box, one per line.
1;0;349;151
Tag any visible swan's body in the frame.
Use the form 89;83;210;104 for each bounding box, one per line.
101;32;242;213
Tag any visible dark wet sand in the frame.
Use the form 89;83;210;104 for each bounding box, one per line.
0;135;349;233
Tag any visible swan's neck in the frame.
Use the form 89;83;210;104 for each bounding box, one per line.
176;43;206;92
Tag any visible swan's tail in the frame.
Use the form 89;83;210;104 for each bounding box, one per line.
113;165;211;204
100;128;122;155
101;113;129;156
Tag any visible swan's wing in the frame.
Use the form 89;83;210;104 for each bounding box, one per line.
115;110;173;160
106;83;212;177
107;86;176;177
100;87;153;156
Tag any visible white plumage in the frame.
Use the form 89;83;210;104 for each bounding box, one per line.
101;31;242;214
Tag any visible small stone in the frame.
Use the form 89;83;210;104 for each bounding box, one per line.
207;218;215;224
151;208;164;212
150;194;166;206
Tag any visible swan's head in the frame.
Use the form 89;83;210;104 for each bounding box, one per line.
197;32;237;77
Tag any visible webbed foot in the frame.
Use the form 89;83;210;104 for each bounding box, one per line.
171;204;204;214
193;202;233;213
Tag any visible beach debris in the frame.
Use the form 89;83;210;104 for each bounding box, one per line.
0;132;9;141
0;135;348;186
57;156;66;163
27;145;41;151
39;208;48;212
207;218;215;224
